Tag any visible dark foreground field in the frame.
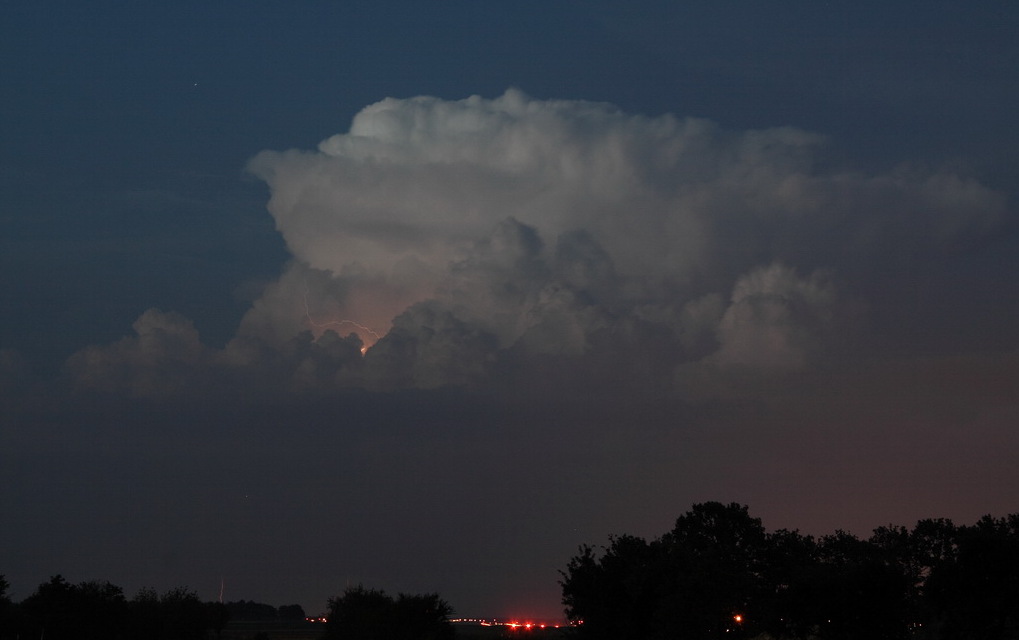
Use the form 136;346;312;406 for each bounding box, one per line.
221;620;323;640
453;623;572;639
220;621;572;640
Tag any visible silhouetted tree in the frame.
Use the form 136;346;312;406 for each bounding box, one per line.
129;587;163;640
323;585;453;640
278;603;306;621
755;528;819;640
159;587;209;640
205;601;230;639
225;599;277;621
911;518;959;576
658;502;768;638
393;594;454;640
3;577;233;640
13;576;128;640
326;586;393;640
561;503;768;639
77;580;129;640
0;575;15;640
560;535;665;640
561;503;928;640
925;515;1019;639
813;531;911;640
19;575;78;640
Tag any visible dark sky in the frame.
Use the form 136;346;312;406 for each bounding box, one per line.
2;0;1018;620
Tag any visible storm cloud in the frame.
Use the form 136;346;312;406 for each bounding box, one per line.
68;90;1005;395
5;0;1019;621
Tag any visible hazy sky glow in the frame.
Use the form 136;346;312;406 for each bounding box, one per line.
2;0;1018;620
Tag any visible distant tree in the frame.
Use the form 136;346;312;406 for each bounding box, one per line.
129;587;163;640
560;535;665;640
126;587;161;635
225;599;278;621
814;531;911;640
904;518;959;638
924;515;1019;639
0;575;15;640
76;580;129;640
323;585;453;640
659;502;769;638
562;503;925;640
16;576;128;640
392;593;454;640
205;601;230;639
910;518;959;586
160;587;209;640
4;577;235;640
278;603;306;621
19;575;78;640
325;586;395;640
562;502;769;639
755;528;819;640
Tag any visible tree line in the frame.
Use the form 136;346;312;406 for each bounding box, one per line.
0;575;228;640
225;599;306;622
321;586;453;640
559;502;1019;640
0;575;313;640
0;575;454;640
7;502;1019;640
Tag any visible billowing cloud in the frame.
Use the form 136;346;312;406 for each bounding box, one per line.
67;309;209;397
67;90;1006;395
711;263;836;371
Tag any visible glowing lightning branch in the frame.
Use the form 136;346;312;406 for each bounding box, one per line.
302;283;382;352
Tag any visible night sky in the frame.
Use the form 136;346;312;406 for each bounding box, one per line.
3;0;1018;621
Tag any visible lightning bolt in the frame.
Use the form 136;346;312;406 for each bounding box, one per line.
302;283;381;353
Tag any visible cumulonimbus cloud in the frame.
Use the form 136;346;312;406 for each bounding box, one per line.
68;89;1006;395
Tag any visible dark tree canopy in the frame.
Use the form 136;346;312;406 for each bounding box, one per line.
0;575;10;639
224;599;278;621
0;575;455;640
560;502;1019;640
323;585;453;640
15;575;130;640
1;578;228;640
278;603;306;621
925;515;1019;640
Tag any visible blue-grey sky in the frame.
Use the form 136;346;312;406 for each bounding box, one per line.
2;0;1018;620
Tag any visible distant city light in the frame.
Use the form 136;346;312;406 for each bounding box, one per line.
450;617;568;630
